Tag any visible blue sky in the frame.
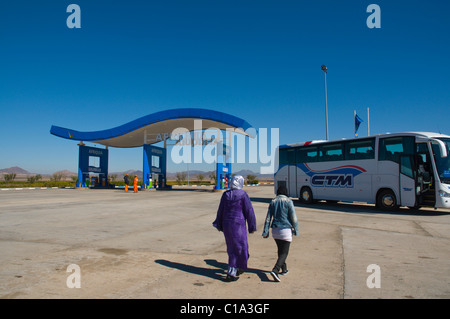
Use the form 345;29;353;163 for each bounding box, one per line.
0;0;449;174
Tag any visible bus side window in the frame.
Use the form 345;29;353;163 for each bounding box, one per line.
279;149;288;165
287;149;296;164
379;136;415;163
417;143;428;154
307;149;318;162
319;143;343;162
346;138;375;160
366;149;375;159
400;156;414;178
297;146;318;163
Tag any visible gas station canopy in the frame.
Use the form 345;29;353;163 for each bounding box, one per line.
50;108;254;148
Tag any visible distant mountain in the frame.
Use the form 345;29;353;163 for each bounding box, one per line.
0;166;31;174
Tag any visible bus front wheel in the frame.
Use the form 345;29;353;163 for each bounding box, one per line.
376;189;398;211
300;187;313;204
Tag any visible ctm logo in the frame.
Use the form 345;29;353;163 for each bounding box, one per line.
311;174;353;187
298;164;366;188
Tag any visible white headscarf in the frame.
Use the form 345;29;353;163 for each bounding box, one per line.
230;175;244;190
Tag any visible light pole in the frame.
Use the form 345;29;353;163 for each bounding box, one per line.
321;65;328;140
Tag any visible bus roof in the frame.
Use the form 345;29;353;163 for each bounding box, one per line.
278;132;450;149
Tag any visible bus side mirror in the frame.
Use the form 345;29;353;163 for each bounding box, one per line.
431;139;448;158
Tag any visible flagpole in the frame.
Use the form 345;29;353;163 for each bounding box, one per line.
354;110;356;137
321;65;328;141
367;107;370;136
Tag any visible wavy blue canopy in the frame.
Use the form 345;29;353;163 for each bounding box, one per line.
50;108;255;148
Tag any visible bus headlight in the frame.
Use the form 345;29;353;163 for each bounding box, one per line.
438;190;450;198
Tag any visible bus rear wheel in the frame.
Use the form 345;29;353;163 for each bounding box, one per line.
376;189;398;211
300;187;313;204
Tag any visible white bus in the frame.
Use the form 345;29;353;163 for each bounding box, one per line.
274;132;450;210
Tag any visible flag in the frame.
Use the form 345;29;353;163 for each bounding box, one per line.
355;113;363;137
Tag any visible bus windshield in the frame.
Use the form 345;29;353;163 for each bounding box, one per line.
432;138;450;184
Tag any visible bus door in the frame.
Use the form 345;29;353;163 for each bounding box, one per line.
415;149;435;207
288;165;297;197
399;155;416;207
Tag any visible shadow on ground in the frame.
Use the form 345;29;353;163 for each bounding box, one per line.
155;259;271;282
249;197;450;216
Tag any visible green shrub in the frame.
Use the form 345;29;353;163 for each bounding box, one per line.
0;181;76;188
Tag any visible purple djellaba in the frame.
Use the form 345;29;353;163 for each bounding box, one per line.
212;175;257;281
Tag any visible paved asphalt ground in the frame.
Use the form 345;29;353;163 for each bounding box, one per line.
0;186;449;299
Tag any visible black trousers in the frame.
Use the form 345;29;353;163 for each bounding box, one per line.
274;239;291;273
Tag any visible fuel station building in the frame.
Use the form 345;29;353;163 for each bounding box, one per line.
50;108;255;190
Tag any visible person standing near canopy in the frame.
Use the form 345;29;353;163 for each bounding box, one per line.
213;175;257;282
133;174;139;193
123;174;129;192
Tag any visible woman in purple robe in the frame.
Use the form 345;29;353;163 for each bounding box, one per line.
213;175;257;282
